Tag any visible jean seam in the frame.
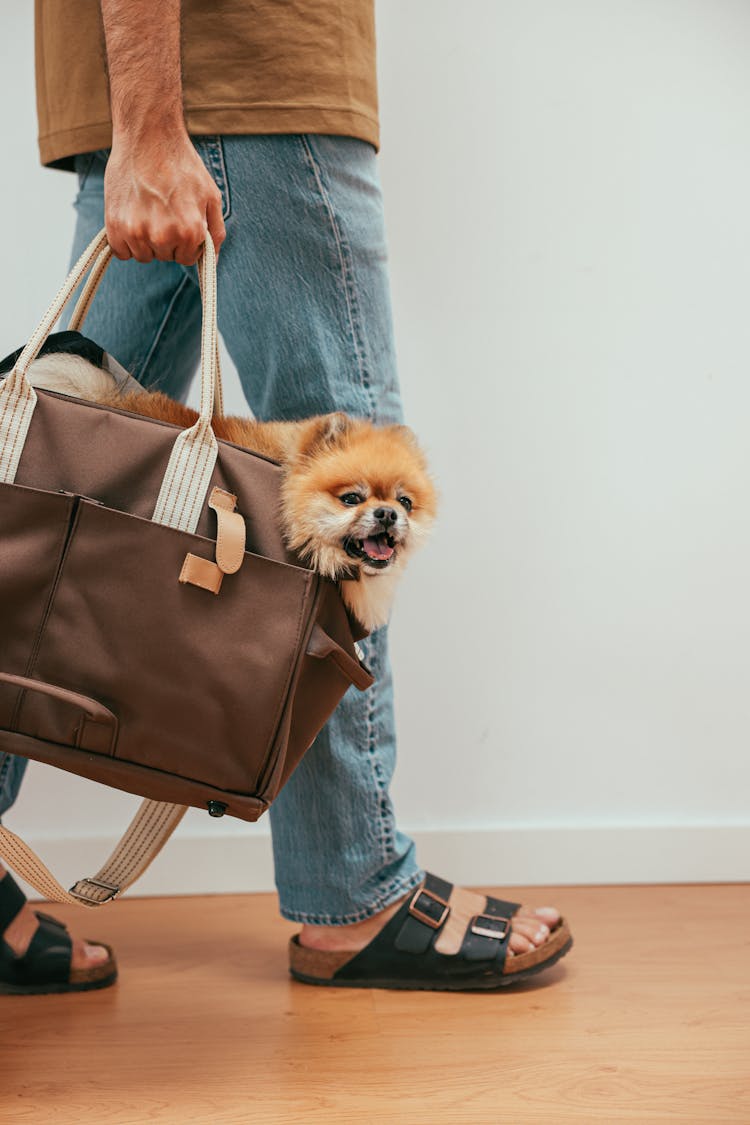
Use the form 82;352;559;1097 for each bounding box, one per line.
76;151;97;192
138;271;195;386
298;134;374;419
198;137;232;221
278;868;424;926
364;634;396;868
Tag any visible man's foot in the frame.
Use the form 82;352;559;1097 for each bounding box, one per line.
289;873;572;990
2;886;110;971
1;866;117;993
298;885;560;957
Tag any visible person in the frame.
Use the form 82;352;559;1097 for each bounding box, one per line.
0;0;572;993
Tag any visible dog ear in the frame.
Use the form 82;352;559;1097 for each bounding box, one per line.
386;423;420;448
296;412;355;457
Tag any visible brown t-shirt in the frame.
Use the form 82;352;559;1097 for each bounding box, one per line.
35;0;379;169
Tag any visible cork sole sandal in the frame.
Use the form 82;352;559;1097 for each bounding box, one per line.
289;872;573;991
0;872;117;996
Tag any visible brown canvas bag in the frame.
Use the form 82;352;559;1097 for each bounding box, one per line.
0;231;373;906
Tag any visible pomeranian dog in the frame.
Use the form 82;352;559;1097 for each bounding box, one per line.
27;351;437;631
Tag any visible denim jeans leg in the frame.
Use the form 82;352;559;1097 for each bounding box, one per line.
0;752;28;820
213;134;422;923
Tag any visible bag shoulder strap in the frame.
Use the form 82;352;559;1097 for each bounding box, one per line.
0;799;186;906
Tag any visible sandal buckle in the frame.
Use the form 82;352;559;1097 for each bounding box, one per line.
470;913;510;941
408;887;450;930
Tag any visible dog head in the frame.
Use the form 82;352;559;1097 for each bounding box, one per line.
280;413;437;628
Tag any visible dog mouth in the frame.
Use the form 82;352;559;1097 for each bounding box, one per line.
343;533;397;570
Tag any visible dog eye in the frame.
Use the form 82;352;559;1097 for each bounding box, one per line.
398;496;413;512
339;492;364;506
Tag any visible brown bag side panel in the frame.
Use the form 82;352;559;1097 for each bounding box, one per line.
272;583;370;795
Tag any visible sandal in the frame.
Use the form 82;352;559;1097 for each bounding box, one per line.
289;872;573;990
0;871;118;995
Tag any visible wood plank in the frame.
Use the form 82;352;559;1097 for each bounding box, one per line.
2;885;749;1123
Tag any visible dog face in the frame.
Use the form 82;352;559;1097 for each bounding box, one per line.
280;414;437;625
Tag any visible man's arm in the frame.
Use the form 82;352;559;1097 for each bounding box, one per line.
100;0;225;264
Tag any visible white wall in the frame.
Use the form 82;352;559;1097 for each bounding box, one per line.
2;2;749;895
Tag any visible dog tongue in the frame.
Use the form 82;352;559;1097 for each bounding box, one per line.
363;536;394;560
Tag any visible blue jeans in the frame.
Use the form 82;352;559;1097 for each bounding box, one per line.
0;135;422;924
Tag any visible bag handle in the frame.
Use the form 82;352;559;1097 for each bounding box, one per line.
68;242;225;419
0;672;118;755
150;237;220;531
67;242;111;333
0;226;108;485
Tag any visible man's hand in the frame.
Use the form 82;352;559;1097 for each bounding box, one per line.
105;132;225;265
100;0;225;265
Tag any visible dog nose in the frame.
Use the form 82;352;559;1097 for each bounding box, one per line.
373;507;398;526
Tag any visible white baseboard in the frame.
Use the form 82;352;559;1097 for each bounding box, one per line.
13;822;750;901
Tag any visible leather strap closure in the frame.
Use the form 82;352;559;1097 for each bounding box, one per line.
208;487;245;574
394;873;452;954
179;487;246;594
179;553;224;595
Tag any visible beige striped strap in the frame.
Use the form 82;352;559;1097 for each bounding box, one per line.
0;367;37;485
0;800;187;906
197;249;224;418
13;229;111;378
151;236;220;532
68;243;113;332
70;237;225;419
0;229;111;483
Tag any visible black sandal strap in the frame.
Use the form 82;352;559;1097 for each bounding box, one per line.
0;870;27;931
485;896;521;919
461;912;513;963
34;911;69;933
4;914;73;987
394;873;452;954
459;893;521;965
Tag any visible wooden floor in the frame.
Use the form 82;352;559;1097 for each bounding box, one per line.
2;884;749;1124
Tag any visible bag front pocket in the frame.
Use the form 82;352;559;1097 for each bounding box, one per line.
30;500;316;793
0;483;76;730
